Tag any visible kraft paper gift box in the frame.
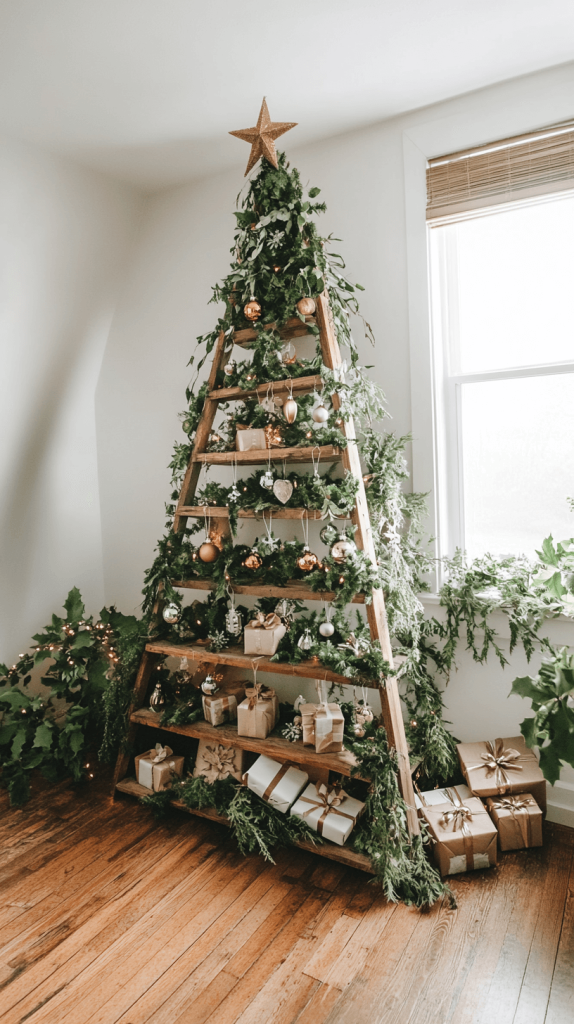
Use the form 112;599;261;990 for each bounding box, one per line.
414;784;472;814
237;684;279;739
202;681;246;727
243;613;286;656
300;702;345;754
235;427;267;452
193;740;245;783
243;754;308;814
486;793;543;851
135;744;185;792
290;782;364;845
457;735;547;812
422;788;498;876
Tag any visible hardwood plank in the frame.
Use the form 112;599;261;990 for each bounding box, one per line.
545;842;574;1024
302;914;361;981
294;982;344;1024
209;373;323;401
193;444;341;466
318;897;398;991
232;315;316;347
172;577;363;602
512;840;574;1024
144;638;379;688
174;507;337;520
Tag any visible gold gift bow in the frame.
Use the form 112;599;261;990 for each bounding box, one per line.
150;744;173;764
247;612;282;630
245;681;276;711
201;743;239;783
467;738;529;792
298;782;357;836
438;787;474;871
491;795;536;848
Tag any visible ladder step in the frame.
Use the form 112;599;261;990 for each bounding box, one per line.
176;506;350;521
210;374;323;402
172;578;365;603
194;444;342;466
128;708;365;777
145;640;380;688
232;315;316;348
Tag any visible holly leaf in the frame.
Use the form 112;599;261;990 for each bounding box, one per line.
510;675;542;702
519;716;538;748
308;187;321;198
11;729;27;759
538;744;563;785
536;535;559;567
72;632;94;651
0;722;18;745
33;722;55;749
64;587;85;624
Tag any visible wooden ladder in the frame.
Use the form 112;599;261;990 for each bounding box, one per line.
113;292;419;867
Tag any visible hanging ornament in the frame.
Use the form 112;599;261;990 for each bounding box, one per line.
312;403;329;424
281;341;297;365
296;297;316;316
162;602;181;624
149;682;165;715
244;298;261;321
260;396;276;415
264;423;283;447
353;722;366;738
275;599;296;623
297;547;320;572
225;602;243;638
330;532;357;564
319;620;334;638
229;484;241;502
283;396;298;424
198;541;219;563
201;674;219;695
260;469;274;489
297;629;314;652
223;359;236;376
319;523;338;547
182;418;192;434
273;478;293;504
243;549;263;570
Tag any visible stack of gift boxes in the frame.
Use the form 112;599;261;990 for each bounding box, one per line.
417;736;545;877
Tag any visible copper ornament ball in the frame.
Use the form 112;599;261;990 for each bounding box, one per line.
198;541;219;563
296;297;316;316
297;550;320;572
244;299;262;321
283;397;298;424
244;552;263;570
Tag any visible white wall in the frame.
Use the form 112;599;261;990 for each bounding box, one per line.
0;135;142;666
96;61;574;821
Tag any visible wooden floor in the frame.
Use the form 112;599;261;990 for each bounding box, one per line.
0;772;573;1024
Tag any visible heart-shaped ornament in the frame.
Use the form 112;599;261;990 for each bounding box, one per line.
273;479;293;504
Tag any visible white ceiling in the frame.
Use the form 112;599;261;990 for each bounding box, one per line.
1;0;574;190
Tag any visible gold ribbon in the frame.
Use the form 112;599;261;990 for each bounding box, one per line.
245;682;276;711
467;738;529;793
491;794;535;848
200;743;239;783
298;782;357;836
149;744;173;764
247;612;282;630
438;788;474;870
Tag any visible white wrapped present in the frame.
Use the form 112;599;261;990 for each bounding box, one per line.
414;784;472;811
236;427;266;452
243;754;308;814
290;782;364;845
243;612;286;656
135;744;185;792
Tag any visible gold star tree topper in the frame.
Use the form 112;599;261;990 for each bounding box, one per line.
230;98;297;176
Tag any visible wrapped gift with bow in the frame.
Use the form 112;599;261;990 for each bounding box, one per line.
414;783;472;814
202;681;247;727
235;425;267;452
243;753;308;813
135;744;185;792
193;740;244;783
300;682;345;753
290;782;364;845
243;612;286;656
457;735;546;811
421;787;498;876
486;793;543;850
237;681;279;739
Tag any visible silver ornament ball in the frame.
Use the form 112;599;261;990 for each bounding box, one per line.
319;621;335;637
201;675;219;695
162;602;181;624
312;404;329;424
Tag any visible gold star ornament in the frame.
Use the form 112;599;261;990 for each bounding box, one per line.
230;98;297;176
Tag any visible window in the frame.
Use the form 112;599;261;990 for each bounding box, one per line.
429;184;574;563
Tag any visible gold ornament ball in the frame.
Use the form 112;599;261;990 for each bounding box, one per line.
297;297;316;316
244;552;263;570
283;397;298;424
198;541;219;563
297;550;320;572
312;404;329;424
244;299;262;321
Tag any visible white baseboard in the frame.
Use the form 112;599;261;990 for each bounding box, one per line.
547;777;574;829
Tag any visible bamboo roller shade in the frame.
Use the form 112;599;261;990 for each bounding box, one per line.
427;121;574;220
